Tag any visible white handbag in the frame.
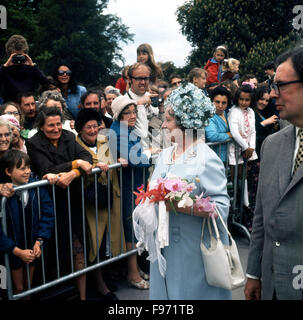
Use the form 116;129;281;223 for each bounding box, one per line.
200;207;245;290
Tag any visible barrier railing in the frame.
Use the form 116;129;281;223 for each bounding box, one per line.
207;139;251;241
1;139;250;300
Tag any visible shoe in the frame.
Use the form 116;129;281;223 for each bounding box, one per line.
128;278;149;289
97;291;119;301
139;269;150;281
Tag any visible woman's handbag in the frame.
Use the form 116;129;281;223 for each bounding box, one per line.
200;207;245;290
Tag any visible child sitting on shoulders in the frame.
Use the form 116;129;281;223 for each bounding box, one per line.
221;58;240;85
204;45;229;85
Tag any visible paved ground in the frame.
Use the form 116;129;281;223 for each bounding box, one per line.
112;232;250;301
0;232;249;301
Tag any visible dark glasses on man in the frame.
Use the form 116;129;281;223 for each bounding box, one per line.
270;80;302;95
131;76;150;82
57;70;72;76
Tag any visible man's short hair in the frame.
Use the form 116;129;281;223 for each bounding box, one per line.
276;45;303;82
80;90;102;106
127;62;151;79
263;61;275;71
17;92;36;105
5;34;29;56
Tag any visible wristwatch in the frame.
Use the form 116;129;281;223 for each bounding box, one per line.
36;238;44;247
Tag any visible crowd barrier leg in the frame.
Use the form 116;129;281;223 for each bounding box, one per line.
228;144;251;242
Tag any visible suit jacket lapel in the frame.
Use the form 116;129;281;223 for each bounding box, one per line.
279;126;303;199
278;126;295;198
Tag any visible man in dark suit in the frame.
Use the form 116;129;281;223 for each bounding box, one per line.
245;45;303;300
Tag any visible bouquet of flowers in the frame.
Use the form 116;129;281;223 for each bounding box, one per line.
133;173;216;215
132;173;216;278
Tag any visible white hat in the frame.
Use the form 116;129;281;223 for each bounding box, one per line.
111;95;137;120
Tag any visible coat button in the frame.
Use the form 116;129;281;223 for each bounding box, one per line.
275;241;280;247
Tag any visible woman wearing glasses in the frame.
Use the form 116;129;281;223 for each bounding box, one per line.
109;95;159;290
0;118;15;198
53;64;87;120
0;102;23;128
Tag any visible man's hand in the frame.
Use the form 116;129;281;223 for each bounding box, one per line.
244;278;262;300
23;54;35;67
3;53;16;67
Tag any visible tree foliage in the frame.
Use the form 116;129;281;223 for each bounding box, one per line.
0;0;133;86
177;0;303;81
0;0;39;59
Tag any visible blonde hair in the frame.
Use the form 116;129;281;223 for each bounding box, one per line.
222;58;240;73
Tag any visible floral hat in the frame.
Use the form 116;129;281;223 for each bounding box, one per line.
165;82;215;129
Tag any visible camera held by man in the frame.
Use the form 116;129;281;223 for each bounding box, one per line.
0;34;50;102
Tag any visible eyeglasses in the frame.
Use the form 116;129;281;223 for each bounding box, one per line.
0;132;11;138
122;110;138;116
57;70;72;76
171;80;182;87
270;80;302;95
131;76;150;82
5;111;20;116
83;125;99;130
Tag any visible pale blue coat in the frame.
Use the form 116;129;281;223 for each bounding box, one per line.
205;112;230;162
149;143;232;300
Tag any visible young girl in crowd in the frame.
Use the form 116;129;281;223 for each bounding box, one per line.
204;45;229;85
0;150;56;295
227;85;257;230
136;43;163;84
247;85;279;212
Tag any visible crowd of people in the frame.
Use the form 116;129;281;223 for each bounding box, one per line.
0;33;302;301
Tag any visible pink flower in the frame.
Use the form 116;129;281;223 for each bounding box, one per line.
186;183;196;193
164;178;186;192
193;193;216;213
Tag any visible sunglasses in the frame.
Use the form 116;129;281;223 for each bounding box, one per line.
171;80;182;87
57;70;72;76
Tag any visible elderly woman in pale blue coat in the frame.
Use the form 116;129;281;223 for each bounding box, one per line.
148;83;231;300
205;86;232;163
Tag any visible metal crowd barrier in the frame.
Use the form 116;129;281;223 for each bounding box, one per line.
0;164;141;300
207;139;251;241
1;139;250;300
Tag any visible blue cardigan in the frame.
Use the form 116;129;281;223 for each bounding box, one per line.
205;112;230;162
108;121;150;168
108;121;150;242
0;178;54;253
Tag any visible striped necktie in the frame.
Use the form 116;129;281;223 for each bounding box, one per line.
293;128;303;176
